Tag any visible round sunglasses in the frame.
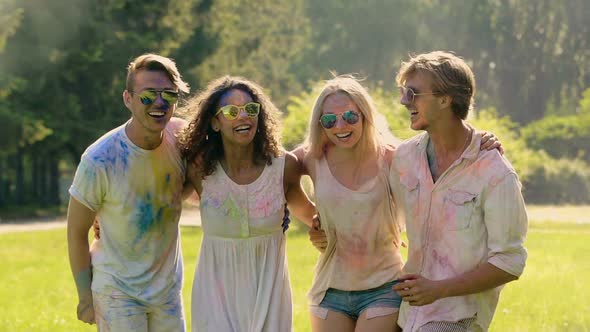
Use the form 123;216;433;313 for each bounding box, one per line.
134;89;180;105
399;86;436;104
319;110;361;129
215;102;261;120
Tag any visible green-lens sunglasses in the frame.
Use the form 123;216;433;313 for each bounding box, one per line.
319;110;360;129
135;89;179;105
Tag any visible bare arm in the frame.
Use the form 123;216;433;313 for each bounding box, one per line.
66;197;96;324
284;152;315;227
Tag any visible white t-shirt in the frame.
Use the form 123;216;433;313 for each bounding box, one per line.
69;118;186;304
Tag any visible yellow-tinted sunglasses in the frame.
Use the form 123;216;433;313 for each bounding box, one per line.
215;102;261;120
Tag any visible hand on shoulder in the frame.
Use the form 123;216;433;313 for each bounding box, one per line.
169;117;189;134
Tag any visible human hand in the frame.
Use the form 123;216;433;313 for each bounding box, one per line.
92;219;100;240
77;296;95;324
308;215;327;253
393;274;444;306
479;131;504;155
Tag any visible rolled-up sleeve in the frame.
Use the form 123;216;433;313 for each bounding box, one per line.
69;156;107;212
483;172;528;277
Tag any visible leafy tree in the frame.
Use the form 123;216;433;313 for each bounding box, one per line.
191;0;310;106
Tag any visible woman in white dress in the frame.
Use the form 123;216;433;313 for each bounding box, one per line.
178;76;316;332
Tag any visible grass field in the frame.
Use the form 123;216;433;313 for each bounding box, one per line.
1;222;589;331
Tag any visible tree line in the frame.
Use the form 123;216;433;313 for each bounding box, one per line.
0;0;589;208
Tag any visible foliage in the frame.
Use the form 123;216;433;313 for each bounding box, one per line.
521;113;590;162
522;155;590;204
191;0;310;106
2;0;589;207
282;85;318;150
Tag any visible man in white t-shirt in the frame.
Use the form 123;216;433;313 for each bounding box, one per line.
67;53;191;331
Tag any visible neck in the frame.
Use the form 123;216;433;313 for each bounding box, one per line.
221;142;257;173
427;120;471;157
326;143;364;162
126;120;164;150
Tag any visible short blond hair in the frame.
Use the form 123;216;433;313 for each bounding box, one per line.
305;75;380;158
126;53;189;93
396;51;475;119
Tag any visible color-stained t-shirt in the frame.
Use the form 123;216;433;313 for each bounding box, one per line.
389;130;528;332
69;118;186;304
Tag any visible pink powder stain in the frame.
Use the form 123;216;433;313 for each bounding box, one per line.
336;232;371;269
430;249;457;275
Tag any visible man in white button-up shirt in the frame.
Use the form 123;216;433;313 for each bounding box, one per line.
389;51;528;332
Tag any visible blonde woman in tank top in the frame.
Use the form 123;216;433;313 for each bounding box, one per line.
178;76;317;332
292;76;406;332
294;76;501;332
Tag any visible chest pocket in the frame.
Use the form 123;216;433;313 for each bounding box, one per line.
443;189;478;230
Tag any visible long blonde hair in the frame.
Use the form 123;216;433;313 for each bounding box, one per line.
304;75;382;159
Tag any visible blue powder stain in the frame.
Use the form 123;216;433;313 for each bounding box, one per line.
118;140;130;171
91;137;125;170
134;194;165;243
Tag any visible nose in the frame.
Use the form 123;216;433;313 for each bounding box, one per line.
236;108;249;119
153;92;167;106
334;116;347;128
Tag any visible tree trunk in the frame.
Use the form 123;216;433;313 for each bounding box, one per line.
32;154;40;201
48;155;60;205
0;156;4;206
15;148;25;205
40;156;49;206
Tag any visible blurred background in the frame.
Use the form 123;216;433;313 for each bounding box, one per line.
0;0;589;217
1;2;589;331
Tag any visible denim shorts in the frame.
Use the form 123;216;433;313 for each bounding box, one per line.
311;280;402;320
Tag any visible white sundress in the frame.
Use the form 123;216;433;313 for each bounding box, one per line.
191;154;292;332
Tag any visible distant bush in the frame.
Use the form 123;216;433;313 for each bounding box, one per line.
520;113;590;163
521;154;590;204
521;88;590;163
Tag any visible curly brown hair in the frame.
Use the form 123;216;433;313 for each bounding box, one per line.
178;76;282;176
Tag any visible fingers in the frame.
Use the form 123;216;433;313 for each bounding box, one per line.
77;302;96;324
312;214;321;230
308;227;327;252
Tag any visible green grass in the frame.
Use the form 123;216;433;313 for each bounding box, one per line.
1;223;588;331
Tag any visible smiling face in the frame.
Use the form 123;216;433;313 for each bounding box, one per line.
211;89;259;146
321;92;363;149
124;69;178;136
400;72;442;131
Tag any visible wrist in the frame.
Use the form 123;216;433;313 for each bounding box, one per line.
436;279;452;299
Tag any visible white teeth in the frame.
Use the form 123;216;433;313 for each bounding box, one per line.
235;125;251;131
149;111;165;116
336;132;352;138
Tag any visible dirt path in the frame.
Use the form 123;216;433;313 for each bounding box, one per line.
1;205;589;234
0;208;202;234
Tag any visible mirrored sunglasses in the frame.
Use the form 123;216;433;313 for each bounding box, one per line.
215;102;261;120
319;110;360;129
136;89;179;105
